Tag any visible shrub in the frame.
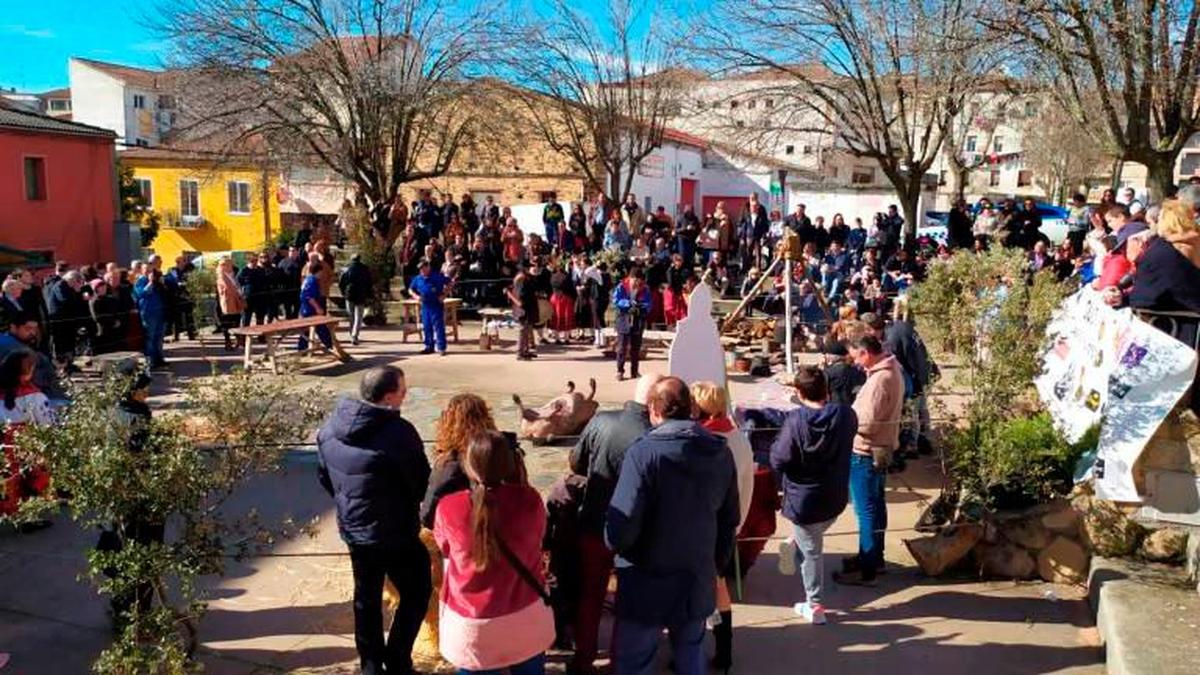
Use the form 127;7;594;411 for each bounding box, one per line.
6;369;329;673
948;413;1097;511
912;248;1078;511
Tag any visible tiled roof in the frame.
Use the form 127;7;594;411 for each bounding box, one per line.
39;87;70;99
0;107;116;139
662;127;710;149
73;57;168;90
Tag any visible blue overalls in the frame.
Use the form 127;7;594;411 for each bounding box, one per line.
409;271;449;352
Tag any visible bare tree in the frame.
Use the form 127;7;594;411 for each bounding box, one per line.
1021;104;1112;204
992;0;1200;200
693;0;1001;240
502;0;683;205
151;0;496;208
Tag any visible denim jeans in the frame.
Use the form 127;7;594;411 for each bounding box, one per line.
142;314;165;364
792;518;836;605
614;617;706;675
848;453;887;578
459;653;545;675
346;302;366;341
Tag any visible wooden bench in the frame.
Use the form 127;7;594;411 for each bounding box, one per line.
230;316;350;373
400;298;462;344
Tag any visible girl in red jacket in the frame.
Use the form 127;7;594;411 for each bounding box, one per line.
434;431;554;674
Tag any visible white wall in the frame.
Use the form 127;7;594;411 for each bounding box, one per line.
621;141;704;216
786;185;935;229
69;60;128;144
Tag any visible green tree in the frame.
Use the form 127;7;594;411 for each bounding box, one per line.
7;369;329;673
118;164;161;248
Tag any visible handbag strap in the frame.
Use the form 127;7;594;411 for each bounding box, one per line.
495;536;551;605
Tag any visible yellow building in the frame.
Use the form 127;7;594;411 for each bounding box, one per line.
121;146;281;262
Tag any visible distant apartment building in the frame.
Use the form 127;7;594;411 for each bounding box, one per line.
68;57;176;148
0;87;71;118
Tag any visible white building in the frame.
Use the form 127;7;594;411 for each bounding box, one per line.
68;58;176;148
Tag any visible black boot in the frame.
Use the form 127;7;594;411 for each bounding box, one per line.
712;610;733;672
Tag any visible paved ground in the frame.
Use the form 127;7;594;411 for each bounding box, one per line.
0;321;1103;673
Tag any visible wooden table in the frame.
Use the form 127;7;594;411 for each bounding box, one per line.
230;316;350;373
600;327;675;351
400;298;462;344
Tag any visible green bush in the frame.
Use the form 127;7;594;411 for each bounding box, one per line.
948;413;1097;511
7;369;329;673
912;249;1077;511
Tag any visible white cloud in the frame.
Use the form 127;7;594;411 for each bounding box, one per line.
2;24;55;39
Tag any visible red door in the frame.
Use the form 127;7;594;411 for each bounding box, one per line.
679;178;697;213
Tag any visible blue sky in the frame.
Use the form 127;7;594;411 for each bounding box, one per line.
0;0;167;91
0;0;685;93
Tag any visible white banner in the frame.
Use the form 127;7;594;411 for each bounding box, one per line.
1036;288;1197;502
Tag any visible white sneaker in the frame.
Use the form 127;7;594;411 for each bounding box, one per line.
794;601;827;625
777;538;797;576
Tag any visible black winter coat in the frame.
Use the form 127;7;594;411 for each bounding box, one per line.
338;260;374;305
317;397;430;546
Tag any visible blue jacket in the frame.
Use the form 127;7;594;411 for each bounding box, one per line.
605;420;739;625
612;281;652;334
133;276;164;319
770;403;857;525
316;396;431;547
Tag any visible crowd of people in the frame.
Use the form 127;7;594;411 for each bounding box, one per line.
315;315;915;675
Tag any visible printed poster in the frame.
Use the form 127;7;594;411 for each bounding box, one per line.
1036;288;1197;502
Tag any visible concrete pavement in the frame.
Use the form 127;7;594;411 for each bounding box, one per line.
0;322;1104;673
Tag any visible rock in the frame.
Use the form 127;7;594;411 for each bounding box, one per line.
904;523;984;576
976;541;1037;579
1041;505;1081;536
1140;528;1190;563
1038;536;1088;584
1001;518;1053;550
1077;495;1147;557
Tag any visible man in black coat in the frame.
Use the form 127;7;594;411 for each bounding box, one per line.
566;373;659;674
46;270;87;365
316;367;431;675
338;254;374;345
277;247;304;319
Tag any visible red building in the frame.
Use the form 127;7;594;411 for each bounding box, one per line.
0;105;118;267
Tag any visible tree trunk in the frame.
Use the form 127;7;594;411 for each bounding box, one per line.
1144;154;1178;204
954;164;969;203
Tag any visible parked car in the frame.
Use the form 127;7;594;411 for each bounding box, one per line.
919;202;1070;244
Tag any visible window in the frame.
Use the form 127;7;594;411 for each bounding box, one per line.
48;99;70;112
802;144;814;155
1181;151;1200;176
966;135;977;153
157;94;175;109
132;94;145;109
227;181;251;214
134;178;152;207
993;136;1004;153
1024;101;1037;117
765;99;774;109
135;139;149;147
180;179;200;219
747;100;757;110
939;170;947;185
989;170;1001;187
1017;170;1033;187
729;100;739;109
851;167;875;185
23;157;46;200
735;120;744;128
785;145;795;155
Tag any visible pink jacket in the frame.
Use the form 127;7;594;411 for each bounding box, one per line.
851;355;905;454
